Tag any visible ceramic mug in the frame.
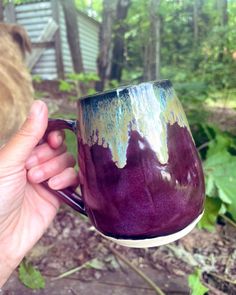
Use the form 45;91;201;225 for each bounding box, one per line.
44;80;205;248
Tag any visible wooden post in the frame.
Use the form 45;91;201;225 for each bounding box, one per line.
26;18;58;70
0;0;4;22
4;2;16;23
51;0;64;79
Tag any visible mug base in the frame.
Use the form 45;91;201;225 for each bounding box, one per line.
100;212;204;248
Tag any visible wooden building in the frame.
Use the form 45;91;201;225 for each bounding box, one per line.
4;0;100;79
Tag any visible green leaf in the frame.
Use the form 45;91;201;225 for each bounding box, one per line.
218;188;232;205
18;261;45;289
204;150;236;220
59;80;74;92
205;175;216;197
86;258;105;270
228;201;236;221
188;268;208;295
206;132;234;159
198;197;221;231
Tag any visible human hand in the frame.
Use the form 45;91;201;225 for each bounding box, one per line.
0;101;77;286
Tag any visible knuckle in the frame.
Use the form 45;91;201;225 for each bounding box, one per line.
67;153;76;166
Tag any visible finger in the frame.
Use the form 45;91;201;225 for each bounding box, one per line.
47;130;65;149
48;167;78;190
27;152;76;184
0;101;48;164
25;143;67;169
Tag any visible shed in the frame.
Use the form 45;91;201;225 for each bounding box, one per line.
4;0;100;80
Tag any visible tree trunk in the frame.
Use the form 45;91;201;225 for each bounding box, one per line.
144;0;161;81
109;0;131;82
0;0;4;22
60;0;84;74
150;0;161;80
217;0;228;26
217;0;228;62
143;41;151;81
193;0;199;45
96;0;117;91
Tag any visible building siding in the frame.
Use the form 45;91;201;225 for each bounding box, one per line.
4;0;99;79
14;1;57;79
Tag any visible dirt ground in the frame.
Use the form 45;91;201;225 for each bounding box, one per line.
3;206;236;295
2;81;236;295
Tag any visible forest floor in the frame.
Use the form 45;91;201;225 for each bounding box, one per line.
3;81;236;295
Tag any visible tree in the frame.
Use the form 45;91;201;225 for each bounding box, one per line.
193;0;199;45
60;0;84;74
217;0;228;62
0;0;4;22
75;0;102;21
96;0;117;91
109;0;131;82
144;0;161;81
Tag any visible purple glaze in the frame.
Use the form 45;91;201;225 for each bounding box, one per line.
78;122;205;239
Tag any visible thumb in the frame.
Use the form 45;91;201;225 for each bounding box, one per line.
1;100;48;164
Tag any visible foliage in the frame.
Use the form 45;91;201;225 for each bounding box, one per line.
75;0;102;21
34;91;47;99
32;75;43;83
188;268;209;295
204;143;236;220
50;112;77;161
198;196;222;232
66;72;99;83
18;260;45;289
4;0;25;4
196;125;236;230
59;72;99;98
123;0;236;106
59;79;75;93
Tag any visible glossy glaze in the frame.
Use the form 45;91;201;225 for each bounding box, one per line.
76;81;205;239
78;80;190;168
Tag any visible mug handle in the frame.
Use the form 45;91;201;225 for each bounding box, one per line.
41;118;87;216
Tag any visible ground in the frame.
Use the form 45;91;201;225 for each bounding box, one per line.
2;81;236;295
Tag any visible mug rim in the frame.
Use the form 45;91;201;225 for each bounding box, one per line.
79;79;172;102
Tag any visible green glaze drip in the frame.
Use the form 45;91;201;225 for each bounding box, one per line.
79;82;191;168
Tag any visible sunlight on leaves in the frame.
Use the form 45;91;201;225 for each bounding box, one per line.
188;268;208;295
204;151;236;220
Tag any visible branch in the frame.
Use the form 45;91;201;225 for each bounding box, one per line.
220;214;236;229
107;245;166;295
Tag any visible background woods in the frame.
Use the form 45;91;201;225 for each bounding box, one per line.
1;0;236;294
1;0;235;93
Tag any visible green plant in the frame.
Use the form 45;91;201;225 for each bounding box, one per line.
188;268;209;295
34;91;48;99
59;72;99;97
50;112;78;160
32;75;43;83
66;72;99;83
59;79;75;93
196;125;236;231
18;259;45;289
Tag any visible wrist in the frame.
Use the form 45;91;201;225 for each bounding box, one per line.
0;257;16;287
0;244;23;287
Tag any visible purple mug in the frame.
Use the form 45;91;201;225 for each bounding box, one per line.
44;80;205;248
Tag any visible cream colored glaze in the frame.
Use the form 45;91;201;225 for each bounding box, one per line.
79;82;191;168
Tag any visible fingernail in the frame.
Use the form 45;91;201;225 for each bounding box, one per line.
25;155;38;169
29;100;45;117
31;169;44;183
57;133;63;146
49;177;60;189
